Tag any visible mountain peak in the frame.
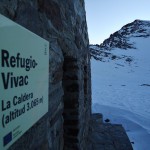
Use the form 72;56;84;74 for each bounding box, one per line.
99;20;150;50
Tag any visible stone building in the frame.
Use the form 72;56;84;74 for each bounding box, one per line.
0;0;91;149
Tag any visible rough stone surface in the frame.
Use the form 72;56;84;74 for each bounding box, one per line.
88;114;133;150
0;0;91;150
1;1;132;150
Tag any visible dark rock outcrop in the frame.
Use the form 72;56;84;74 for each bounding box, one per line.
99;20;150;50
88;114;133;150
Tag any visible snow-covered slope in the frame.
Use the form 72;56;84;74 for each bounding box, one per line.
90;20;150;150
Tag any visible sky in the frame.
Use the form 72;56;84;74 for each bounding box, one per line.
85;0;150;44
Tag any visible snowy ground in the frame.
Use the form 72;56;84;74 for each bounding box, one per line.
91;37;150;150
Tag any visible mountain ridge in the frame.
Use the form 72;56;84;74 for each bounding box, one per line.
91;19;150;51
90;19;150;63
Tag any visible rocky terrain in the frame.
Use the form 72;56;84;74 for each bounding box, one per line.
90;20;150;63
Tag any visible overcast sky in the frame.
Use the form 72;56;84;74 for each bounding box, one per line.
85;0;150;44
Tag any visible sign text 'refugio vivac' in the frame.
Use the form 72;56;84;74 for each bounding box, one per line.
0;14;49;150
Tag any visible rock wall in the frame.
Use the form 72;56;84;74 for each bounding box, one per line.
0;0;91;149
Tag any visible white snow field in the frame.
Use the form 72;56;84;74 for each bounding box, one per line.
91;37;150;150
